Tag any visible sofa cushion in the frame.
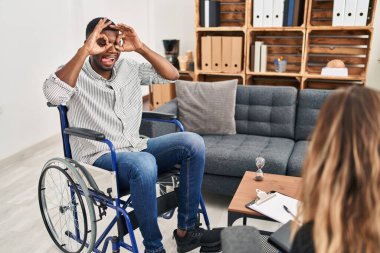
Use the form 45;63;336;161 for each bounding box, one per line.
295;89;332;141
176;79;238;135
202;134;294;177
287;140;309;176
235;85;297;139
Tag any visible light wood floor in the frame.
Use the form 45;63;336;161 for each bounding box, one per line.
0;135;280;253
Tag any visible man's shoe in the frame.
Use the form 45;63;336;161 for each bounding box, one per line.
144;249;166;253
173;228;221;253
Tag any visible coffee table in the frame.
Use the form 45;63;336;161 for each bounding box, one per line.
227;171;301;226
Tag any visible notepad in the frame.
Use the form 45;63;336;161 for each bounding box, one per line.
246;192;299;224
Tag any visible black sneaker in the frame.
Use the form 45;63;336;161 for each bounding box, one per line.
173;228;221;253
144;249;166;253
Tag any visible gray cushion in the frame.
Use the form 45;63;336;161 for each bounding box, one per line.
222;226;267;253
139;99;178;138
202;134;294;177
235;85;297;139
287;141;309;176
176;79;238;135
295;89;332;141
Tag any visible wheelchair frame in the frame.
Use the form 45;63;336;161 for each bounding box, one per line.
38;104;211;253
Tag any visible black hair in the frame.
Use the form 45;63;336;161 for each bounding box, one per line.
85;17;118;38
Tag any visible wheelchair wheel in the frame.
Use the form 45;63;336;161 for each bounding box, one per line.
39;162;95;253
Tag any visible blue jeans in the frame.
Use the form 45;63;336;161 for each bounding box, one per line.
93;132;205;253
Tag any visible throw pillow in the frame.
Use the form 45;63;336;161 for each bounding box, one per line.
175;79;238;135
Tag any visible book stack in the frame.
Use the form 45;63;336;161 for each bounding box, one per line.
253;0;305;27
332;0;370;26
251;41;268;73
200;0;221;27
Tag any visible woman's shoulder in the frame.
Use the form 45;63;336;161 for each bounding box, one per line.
290;222;315;253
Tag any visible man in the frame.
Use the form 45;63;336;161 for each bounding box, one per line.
43;18;212;253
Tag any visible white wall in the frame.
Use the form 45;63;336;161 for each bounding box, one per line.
0;0;193;160
0;0;80;160
150;0;195;56
366;2;380;90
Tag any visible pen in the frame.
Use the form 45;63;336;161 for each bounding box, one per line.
283;205;301;225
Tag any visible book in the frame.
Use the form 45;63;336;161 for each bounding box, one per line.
254;41;264;72
260;44;268;72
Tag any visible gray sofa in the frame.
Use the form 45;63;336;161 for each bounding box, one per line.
140;85;332;196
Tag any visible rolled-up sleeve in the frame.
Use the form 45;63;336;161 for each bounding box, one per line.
138;62;171;85
43;73;77;105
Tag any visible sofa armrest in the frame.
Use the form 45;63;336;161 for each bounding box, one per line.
140;99;179;138
221;226;265;253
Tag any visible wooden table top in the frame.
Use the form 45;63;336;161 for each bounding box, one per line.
228;171;302;217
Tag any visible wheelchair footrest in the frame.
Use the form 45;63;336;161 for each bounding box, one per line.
118;189;179;238
157;188;179;216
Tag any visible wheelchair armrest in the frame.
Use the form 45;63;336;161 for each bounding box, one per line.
47;102;57;107
142;111;177;120
64;127;105;141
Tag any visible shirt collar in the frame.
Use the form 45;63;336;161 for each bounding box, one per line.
84;57;117;82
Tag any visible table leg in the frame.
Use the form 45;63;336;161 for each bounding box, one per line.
228;211;246;226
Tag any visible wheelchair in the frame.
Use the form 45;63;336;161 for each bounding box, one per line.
38;103;213;253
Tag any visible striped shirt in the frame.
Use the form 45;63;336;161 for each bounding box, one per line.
43;58;169;165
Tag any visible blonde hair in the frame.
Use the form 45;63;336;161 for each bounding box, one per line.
296;86;380;253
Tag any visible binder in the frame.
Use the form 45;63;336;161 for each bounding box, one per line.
260;44;268;72
253;0;264;27
200;0;220;27
254;41;263;72
292;0;301;26
200;0;209;27
222;36;232;72
355;0;370;26
231;37;243;73
201;36;212;71
343;0;358;26
263;0;274;27
283;0;290;26
287;0;295;26
209;0;221;27
211;36;222;71
273;0;285;27
333;0;346;26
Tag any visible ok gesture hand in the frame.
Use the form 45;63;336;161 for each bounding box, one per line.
111;24;143;52
83;18;113;55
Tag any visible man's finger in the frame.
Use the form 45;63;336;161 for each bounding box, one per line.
118;23;135;33
99;33;110;44
101;20;113;30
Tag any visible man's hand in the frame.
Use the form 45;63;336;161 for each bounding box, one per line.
83;18;113;55
111;24;144;52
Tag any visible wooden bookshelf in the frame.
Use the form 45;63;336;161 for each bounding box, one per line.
193;0;378;89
